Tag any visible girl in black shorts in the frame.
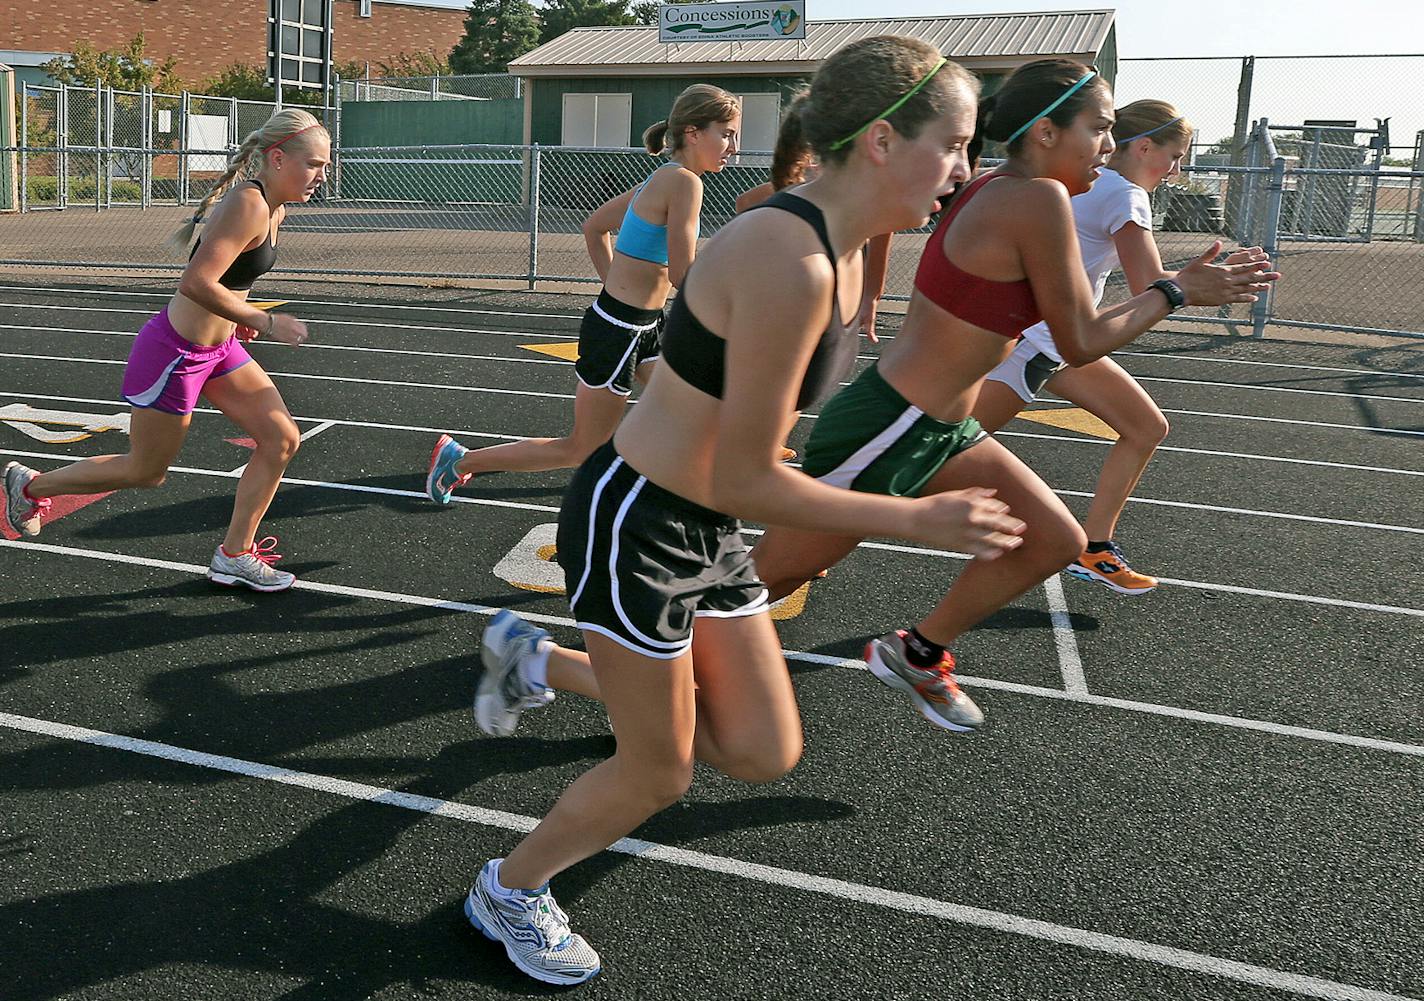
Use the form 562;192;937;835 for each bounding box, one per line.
426;85;741;503
458;37;1026;985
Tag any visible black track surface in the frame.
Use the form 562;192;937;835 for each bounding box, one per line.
2;279;1421;1001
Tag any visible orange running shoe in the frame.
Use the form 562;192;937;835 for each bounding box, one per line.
779;446;797;462
1064;541;1158;595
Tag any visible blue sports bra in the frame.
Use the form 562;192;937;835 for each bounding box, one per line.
613;169;700;266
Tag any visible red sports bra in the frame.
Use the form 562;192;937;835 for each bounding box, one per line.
913;173;1041;338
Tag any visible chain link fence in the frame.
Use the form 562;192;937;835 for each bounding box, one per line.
337;73;521;103
4;72;1423;340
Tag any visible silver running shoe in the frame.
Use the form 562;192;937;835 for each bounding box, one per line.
864;630;984;732
207;536;296;592
464;859;601;986
3;462;49;538
475;609;555;736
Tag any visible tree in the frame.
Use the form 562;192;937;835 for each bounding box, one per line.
42;33;180;91
631;0;697;27
451;0;540;75
537;0;639;44
202;63;277;102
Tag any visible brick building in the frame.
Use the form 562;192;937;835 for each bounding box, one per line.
0;0;467;88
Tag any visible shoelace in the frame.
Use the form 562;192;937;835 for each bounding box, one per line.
524;893;575;949
29;494;52;517
1104;542;1131;568
248;536;284;566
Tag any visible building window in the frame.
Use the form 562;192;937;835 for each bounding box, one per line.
359;0;371;16
272;0;328;89
561;93;632;148
733;92;780;154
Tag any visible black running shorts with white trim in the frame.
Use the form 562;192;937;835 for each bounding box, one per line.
557;442;769;659
574;289;665;397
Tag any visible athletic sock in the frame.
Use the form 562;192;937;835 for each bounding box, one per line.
903;627;946;668
220;544;251;559
491;860;547;898
1085;540;1113;554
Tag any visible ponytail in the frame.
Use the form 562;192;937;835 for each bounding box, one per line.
164;131;265;255
643;120;670;155
771;92;811;189
165;107;327;255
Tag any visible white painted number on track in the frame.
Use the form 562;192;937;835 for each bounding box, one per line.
0;402;131;443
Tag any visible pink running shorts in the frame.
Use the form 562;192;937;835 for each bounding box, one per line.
120;309;252;415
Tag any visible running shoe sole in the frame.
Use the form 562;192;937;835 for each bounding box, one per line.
463;890;600;986
207;569;296;593
1063;563;1156;595
863;639;977;733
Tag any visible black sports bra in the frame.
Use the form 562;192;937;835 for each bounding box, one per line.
190;180;278;291
662;191;858;411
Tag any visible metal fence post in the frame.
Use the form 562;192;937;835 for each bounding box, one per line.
57;84;68;209
1252;153;1287;338
140;86;151;209
104;83;115;209
527;144;540;290
18;85;27;212
178;90;190;205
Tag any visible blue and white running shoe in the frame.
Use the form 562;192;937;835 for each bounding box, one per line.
426;434;470;504
476;610;555;736
464;859;601;985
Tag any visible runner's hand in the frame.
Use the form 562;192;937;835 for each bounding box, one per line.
856;297;880;344
1175;241;1280;306
1222;245;1269;267
267;314;309;346
910;487;1026;560
235;324;261;342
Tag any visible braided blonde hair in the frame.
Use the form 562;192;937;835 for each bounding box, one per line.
166;108;328;255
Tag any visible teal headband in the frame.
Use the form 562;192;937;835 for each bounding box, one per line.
827;57;949;151
1004;70;1098;146
1121;115;1185;145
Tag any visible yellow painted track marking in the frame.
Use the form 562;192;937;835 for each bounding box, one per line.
1017;407;1119;440
521;342;580;361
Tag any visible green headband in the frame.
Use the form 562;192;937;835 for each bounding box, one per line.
1005;70;1098;145
827;57;949;152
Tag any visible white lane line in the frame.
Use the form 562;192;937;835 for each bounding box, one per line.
1043;575;1087;695
1054;489;1424;536
999;430;1424;478
8;436;1424;545
298;420;338;442
0;313;578;344
13;352;1424;446
1116;349;1424;383
0;285;584;320
1129;374;1424;407
228;424;336;476
1;712;1413;1001
0;352;580;401
12;312;1424;410
0;322;577;364
4;537;1422;759
1154;407;1424;438
4;445;1422;618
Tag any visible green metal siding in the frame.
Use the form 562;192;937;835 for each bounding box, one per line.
338;100;525;202
530;74;807;148
341;98;523;147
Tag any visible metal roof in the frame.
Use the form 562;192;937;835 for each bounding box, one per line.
509;9;1115;77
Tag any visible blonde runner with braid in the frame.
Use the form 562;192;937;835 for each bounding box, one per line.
3;109;330;592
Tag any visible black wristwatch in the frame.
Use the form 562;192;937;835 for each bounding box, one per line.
1149;278;1186;310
